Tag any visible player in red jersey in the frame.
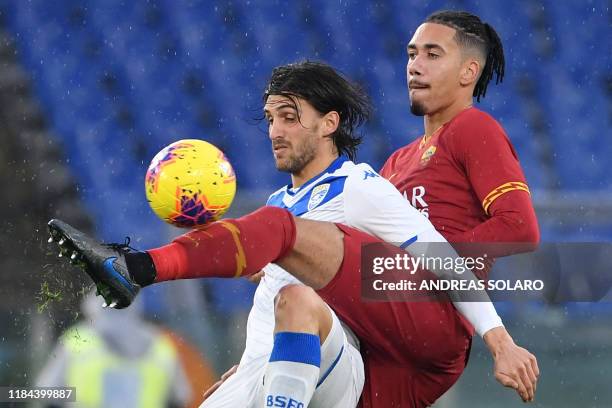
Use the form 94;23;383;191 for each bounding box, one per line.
364;10;541;405
382;11;539;262
48;11;539;407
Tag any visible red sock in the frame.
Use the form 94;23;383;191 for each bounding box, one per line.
148;206;296;282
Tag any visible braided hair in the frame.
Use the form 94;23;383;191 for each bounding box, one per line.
426;10;505;102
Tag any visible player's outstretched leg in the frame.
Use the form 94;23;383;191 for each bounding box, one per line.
48;206;345;308
47;206;296;308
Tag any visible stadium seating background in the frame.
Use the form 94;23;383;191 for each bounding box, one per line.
1;0;610;244
0;1;610;406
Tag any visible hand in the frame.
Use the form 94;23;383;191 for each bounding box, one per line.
248;270;265;284
483;326;539;402
202;365;238;401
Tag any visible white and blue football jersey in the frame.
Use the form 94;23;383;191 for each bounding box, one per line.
241;156;435;366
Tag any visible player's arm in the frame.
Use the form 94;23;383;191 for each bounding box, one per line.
343;167;503;337
344;168;538;402
450;117;540;257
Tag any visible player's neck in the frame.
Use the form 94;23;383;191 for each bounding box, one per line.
291;153;339;188
424;98;473;137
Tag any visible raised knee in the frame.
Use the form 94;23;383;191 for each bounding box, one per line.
274;284;331;338
274;284;320;315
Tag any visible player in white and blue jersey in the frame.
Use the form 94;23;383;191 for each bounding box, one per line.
201;63;380;408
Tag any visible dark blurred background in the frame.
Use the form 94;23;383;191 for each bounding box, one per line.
0;0;610;407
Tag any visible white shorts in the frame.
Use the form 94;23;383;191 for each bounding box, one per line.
200;307;364;407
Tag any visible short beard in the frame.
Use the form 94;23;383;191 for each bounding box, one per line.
410;100;427;116
276;140;317;174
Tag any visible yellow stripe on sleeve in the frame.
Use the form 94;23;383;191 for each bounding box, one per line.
482;181;530;215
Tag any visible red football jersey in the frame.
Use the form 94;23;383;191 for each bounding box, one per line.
363;107;535;407
381;107;531;243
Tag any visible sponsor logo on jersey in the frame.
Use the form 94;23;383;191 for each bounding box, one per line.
266;395;304;408
308;183;330;211
363;170;379;180
403;186;429;218
420;145;437;166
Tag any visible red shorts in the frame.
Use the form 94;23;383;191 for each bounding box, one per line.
316;224;473;408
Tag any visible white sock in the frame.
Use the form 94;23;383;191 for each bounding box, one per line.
263;332;321;408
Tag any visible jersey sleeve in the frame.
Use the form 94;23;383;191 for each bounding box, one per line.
343;165;433;245
266;187;286;207
450;113;530;215
343;165;503;337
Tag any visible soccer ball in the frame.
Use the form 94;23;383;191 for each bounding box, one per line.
145;139;236;228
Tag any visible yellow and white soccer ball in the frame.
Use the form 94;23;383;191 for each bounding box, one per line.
145;139;236;228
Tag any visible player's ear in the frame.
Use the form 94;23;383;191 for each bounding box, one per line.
460;58;480;87
322;111;340;137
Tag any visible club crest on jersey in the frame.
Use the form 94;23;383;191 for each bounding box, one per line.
420;145;437;166
308;183;330;211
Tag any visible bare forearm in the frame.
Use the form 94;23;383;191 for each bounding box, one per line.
483;326;515;356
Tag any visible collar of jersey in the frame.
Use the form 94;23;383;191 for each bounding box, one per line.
285;156;349;197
